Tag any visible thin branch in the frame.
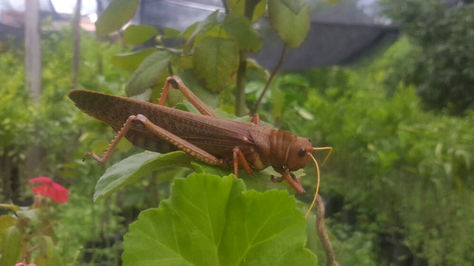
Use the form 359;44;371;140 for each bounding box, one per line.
235;51;248;116
221;0;230;14
316;195;340;266
251;44;287;115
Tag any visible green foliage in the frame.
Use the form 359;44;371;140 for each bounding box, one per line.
95;0;139;36
123;173;318;266
94;151;191;201
125;51;172;96
106;0;311;111
194;37;240;92
1;226;22;266
268;0;310;48
382;0;474;115
263;40;474;264
123;25;158;45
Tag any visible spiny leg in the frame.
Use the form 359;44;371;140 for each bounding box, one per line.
84;114;225;167
313;146;333;166
232;147;253;178
158;76;218;117
82;115;138;164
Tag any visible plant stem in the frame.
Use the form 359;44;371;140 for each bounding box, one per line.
251;44;287;115
234;0;258;116
235;51;247;116
316;196;340;266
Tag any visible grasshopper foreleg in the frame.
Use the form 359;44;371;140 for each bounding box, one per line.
282;170;305;194
83;114;225;167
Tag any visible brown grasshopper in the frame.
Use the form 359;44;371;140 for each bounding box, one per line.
69;76;332;215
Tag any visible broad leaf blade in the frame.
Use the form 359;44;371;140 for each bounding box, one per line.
111;48;157;71
122;173;318;266
229;0;267;22
268;0;310;48
125;51;172;96
123;25;158;45
0;226;22;266
94;151;191;202
96;0;139;36
281;0;308;14
223;14;262;52
193;37;239;92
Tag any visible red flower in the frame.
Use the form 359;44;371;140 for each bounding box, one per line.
29;177;69;203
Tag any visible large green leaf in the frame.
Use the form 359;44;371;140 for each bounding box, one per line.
268;0;310;48
229;0;267;22
125;51;172;96
95;0;139;36
0;226;22;266
193;37;239;92
0;215;15;251
223;14;262;52
122;173;318;266
123;25;158;45
281;0;308;14
111;48;157;71
94;151;191;202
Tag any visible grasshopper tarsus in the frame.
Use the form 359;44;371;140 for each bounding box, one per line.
270;175;284;183
82;152;105;164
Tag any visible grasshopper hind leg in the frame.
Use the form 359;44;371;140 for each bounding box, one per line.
83;114;226;167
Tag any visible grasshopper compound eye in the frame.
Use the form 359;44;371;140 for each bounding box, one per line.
298;148;306;157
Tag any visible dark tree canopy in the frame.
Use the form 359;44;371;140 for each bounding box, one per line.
382;0;474;115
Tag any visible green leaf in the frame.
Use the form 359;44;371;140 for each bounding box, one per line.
123;25;158;45
164;27;181;39
0;226;22;266
0;215;15;251
182;11;219;50
94;151;192;202
111;48;157;71
223;14;262;52
35;236;63;266
177;70;220;108
229;0;267;22
281;0;308;14
125;51;172;96
122;173;318;266
193;37;239;92
95;0;139;36
268;0;310;48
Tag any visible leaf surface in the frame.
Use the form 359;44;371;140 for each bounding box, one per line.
96;0;139;36
281;0;308;14
0;226;22;266
123;25;158;45
94;151;191;202
125;51;172;96
122;173;318;266
223;14;262;52
268;0;310;48
193;37;239;92
111;48;157;71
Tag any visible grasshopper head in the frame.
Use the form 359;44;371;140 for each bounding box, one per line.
285;137;313;171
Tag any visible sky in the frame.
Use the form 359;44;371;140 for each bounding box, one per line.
51;0;97;14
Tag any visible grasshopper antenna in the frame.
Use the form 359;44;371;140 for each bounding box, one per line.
312;146;333;167
305;146;333;218
305;153;320;218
